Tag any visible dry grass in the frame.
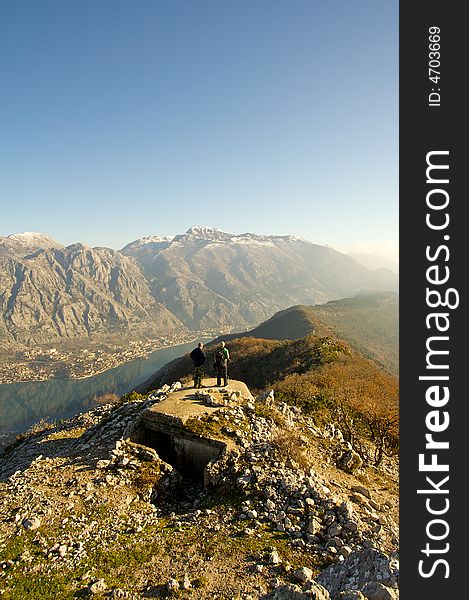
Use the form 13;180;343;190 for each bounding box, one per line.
93;392;121;406
271;430;311;471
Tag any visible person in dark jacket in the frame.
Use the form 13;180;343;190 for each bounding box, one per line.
213;340;230;386
190;342;206;388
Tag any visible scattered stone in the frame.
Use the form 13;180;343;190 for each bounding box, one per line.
265;582;330;599
89;579;107;595
22;516;41;531
317;549;399;598
340;546;353;559
338;449;363;473
328;522;343;537
0;380;399;599
167;578;179;592
293;566;313;583
268;550;282;565
308;517;322;535
340;592;366;600
351;485;372;499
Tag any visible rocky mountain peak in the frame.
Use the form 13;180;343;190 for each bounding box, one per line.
179;225;232;242
185;225;223;236
0;232;63;256
7;231;57;243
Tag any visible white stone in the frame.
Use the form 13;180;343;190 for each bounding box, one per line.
293;566;313;583
22;517;41;531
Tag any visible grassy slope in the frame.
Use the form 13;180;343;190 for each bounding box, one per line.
213;292;398;375
145;335;398;436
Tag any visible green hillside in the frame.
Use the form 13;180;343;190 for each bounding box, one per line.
215;292;398;374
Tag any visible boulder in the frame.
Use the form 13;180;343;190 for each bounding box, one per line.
337;450;363;473
167;578;179;592
351;485;372;499
266;583;330;599
361;582;398;600
293;566;313;583
89;579;107;595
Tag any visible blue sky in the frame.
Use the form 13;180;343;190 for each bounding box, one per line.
0;1;398;259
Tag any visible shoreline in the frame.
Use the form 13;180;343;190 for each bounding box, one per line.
0;335;213;387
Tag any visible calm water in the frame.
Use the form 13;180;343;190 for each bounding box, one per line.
0;338;212;434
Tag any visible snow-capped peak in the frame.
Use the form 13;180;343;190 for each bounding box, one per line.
4;232;62;248
177;226;232;242
185;225;224;236
133;235;175;245
9;231;53;241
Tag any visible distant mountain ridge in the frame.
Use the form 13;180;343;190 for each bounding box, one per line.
121;226;398;331
0;228;398;349
348;251;399;274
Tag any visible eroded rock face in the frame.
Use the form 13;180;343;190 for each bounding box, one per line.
0;244;182;347
0;227;398;348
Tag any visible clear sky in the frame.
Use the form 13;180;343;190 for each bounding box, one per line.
0;1;398;260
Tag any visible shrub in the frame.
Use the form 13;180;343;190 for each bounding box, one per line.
120;391;147;403
23;417;55;437
271;430;310;471
93;392;120;406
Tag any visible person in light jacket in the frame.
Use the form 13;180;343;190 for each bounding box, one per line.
213;340;230;386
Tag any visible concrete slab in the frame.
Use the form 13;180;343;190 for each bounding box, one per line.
143;378;253;426
132;379;253;477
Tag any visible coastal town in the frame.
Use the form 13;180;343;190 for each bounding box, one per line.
0;330;220;384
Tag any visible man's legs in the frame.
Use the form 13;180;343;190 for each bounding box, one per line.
199;366;204;388
222;366;228;386
194;366;204;388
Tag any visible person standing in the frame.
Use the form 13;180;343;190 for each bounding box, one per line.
213;340;230;386
190;342;206;389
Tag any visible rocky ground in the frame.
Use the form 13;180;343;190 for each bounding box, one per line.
0;383;399;599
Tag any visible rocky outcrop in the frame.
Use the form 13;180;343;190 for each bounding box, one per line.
0;380;398;598
316;548;399;599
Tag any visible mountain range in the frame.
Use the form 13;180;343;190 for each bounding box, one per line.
0;227;398;349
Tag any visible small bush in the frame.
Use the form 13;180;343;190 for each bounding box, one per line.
254;403;286;427
271;430;310;471
22;417;55;438
93;392;120;406
120;391;147;403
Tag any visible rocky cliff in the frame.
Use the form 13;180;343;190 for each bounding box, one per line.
0;242;182;348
